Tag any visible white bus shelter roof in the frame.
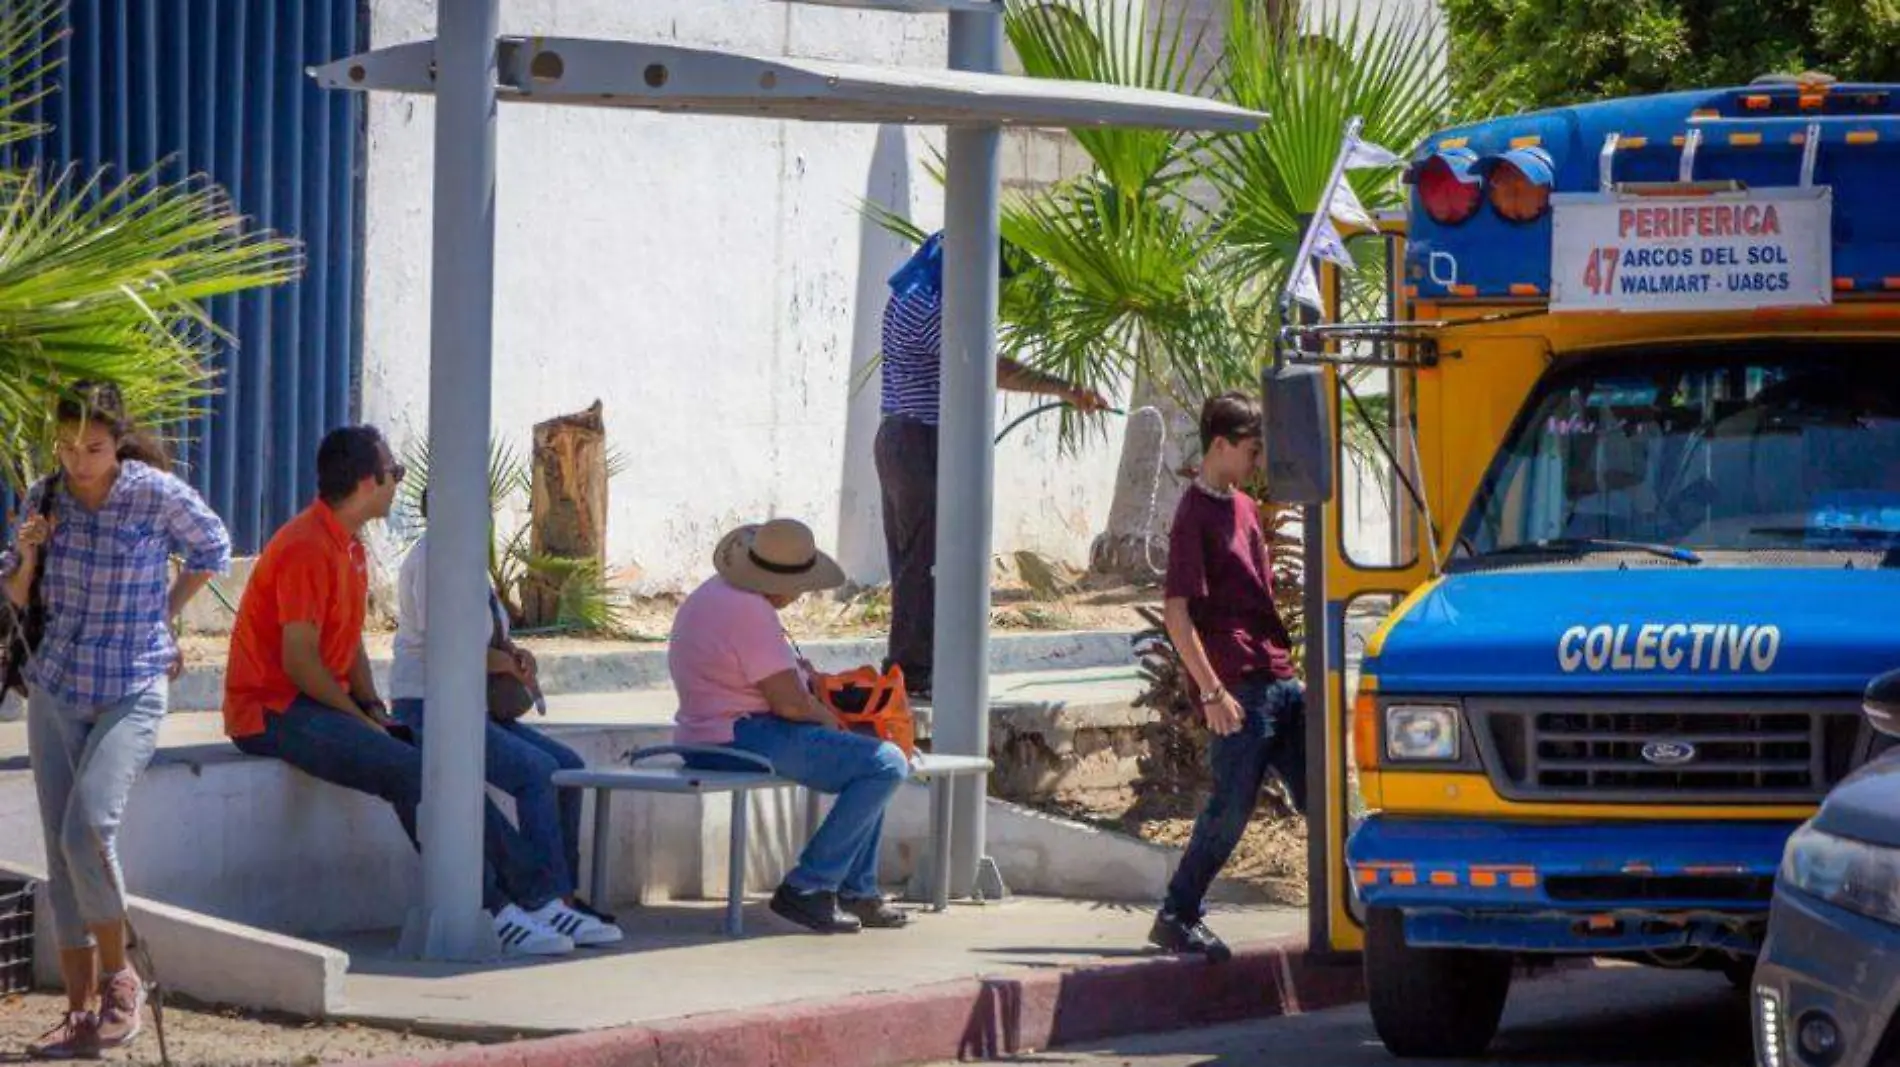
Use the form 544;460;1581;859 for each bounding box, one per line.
772;0;1004;13
310;36;1265;132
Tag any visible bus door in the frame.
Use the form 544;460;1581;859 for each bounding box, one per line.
1291;224;1439;956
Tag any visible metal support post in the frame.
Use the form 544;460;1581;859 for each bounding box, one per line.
399;0;502;961
935;5;1004;901
589;788;614;910
727;796;750;937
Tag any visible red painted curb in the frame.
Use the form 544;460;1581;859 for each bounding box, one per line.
350;938;1583;1067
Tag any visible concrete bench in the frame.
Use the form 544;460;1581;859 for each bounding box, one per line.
554;745;992;935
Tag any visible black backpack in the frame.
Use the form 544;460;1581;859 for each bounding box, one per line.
2;473;60;699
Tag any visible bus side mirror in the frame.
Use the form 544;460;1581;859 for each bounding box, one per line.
1262;362;1334;504
1865;668;1900;740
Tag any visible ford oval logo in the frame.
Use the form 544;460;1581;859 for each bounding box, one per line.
1641;740;1698;766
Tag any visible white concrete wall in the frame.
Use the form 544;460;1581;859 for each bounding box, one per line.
360;0;1122;593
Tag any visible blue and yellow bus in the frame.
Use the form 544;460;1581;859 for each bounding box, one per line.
1282;74;1900;1057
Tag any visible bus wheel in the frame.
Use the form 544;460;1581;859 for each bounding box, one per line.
1366;907;1513;1058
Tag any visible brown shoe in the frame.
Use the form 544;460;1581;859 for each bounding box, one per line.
95;967;145;1049
840;895;912;929
26;1010;101;1060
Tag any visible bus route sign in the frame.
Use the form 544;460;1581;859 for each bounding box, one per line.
1549;188;1833;313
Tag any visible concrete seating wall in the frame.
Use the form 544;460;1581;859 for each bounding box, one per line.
0;722;1180;942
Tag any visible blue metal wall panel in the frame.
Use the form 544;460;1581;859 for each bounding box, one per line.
11;1;367;553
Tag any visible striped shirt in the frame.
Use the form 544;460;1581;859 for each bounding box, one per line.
4;461;232;706
881;285;943;425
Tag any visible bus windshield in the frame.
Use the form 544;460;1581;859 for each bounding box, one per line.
1459;343;1900;564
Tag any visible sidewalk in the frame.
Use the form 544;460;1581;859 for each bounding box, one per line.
328;898;1308;1038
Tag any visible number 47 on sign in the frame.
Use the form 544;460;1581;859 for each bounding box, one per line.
1582;247;1620;296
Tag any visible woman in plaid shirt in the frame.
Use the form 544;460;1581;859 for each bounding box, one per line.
4;383;230;1059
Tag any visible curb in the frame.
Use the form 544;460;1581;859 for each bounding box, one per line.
345;938;1589;1067
171;629;1138;712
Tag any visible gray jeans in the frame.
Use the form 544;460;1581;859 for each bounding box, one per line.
27;684;165;950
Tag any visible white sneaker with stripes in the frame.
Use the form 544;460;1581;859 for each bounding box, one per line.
493;904;574;957
528;900;626;947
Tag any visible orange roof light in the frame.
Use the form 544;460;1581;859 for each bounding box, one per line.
1481;146;1554;224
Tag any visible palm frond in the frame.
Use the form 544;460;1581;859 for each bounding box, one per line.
0;166;300;484
0;0;62;151
518;552;632;638
1003;0;1213;197
1206;0;1451;325
395;436;532;534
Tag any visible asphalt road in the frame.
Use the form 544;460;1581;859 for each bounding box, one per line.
934;964;1754;1067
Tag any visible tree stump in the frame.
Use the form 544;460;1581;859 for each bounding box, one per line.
521;400;609;628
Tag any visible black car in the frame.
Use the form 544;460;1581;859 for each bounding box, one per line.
1754;669;1900;1067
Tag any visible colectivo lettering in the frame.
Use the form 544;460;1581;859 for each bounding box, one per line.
1556;623;1782;674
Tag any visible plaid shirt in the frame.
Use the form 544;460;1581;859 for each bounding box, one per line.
3;461;231;706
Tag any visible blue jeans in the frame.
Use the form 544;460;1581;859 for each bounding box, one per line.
28;684;167;949
686;715;909;898
233;697;562;914
391;699;586;898
1163;676;1307;922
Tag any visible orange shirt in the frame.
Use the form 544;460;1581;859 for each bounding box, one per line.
224;501;368;739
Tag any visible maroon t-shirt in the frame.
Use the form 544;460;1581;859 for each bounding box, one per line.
1164;484;1295;690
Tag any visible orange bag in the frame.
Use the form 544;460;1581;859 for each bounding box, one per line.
813;665;918;758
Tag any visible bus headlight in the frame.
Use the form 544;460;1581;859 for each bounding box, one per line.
1781;824;1900;927
1385;704;1460;762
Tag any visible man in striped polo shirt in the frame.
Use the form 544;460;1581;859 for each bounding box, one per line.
876;232;1106;699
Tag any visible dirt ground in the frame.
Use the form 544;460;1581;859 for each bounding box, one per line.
0;992;467;1066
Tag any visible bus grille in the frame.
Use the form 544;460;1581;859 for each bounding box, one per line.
1474;700;1865;803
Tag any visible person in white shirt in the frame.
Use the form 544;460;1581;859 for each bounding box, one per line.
390;489;622;947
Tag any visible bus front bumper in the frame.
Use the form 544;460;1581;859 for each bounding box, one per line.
1347;816;1801;953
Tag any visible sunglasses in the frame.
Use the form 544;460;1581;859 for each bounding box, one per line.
379;463;407;485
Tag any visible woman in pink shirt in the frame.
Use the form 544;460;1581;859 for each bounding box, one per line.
669;519;910;934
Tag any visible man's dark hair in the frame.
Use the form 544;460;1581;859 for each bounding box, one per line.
316;425;387;505
1199;391;1262;454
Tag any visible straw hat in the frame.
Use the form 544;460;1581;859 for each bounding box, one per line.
713;518;845;598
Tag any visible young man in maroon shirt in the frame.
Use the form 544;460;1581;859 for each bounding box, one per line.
1149;391;1307;962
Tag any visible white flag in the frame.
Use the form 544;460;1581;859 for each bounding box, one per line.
1311;214;1353;269
1326;178;1375;232
1290;260;1324;312
1342;132;1402;171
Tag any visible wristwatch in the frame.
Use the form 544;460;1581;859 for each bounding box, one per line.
1199;686;1226;706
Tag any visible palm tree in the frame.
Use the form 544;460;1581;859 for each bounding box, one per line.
862;0;1459;581
997;0;1455;575
396;437;636;637
0;0;298;485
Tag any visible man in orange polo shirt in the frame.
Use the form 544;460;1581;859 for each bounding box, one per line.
226;426;590;957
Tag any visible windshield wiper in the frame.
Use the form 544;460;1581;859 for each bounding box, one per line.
1483;537;1703;565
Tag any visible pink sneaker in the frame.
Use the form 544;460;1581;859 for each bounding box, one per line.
26;1010;101;1060
95;967;145;1049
